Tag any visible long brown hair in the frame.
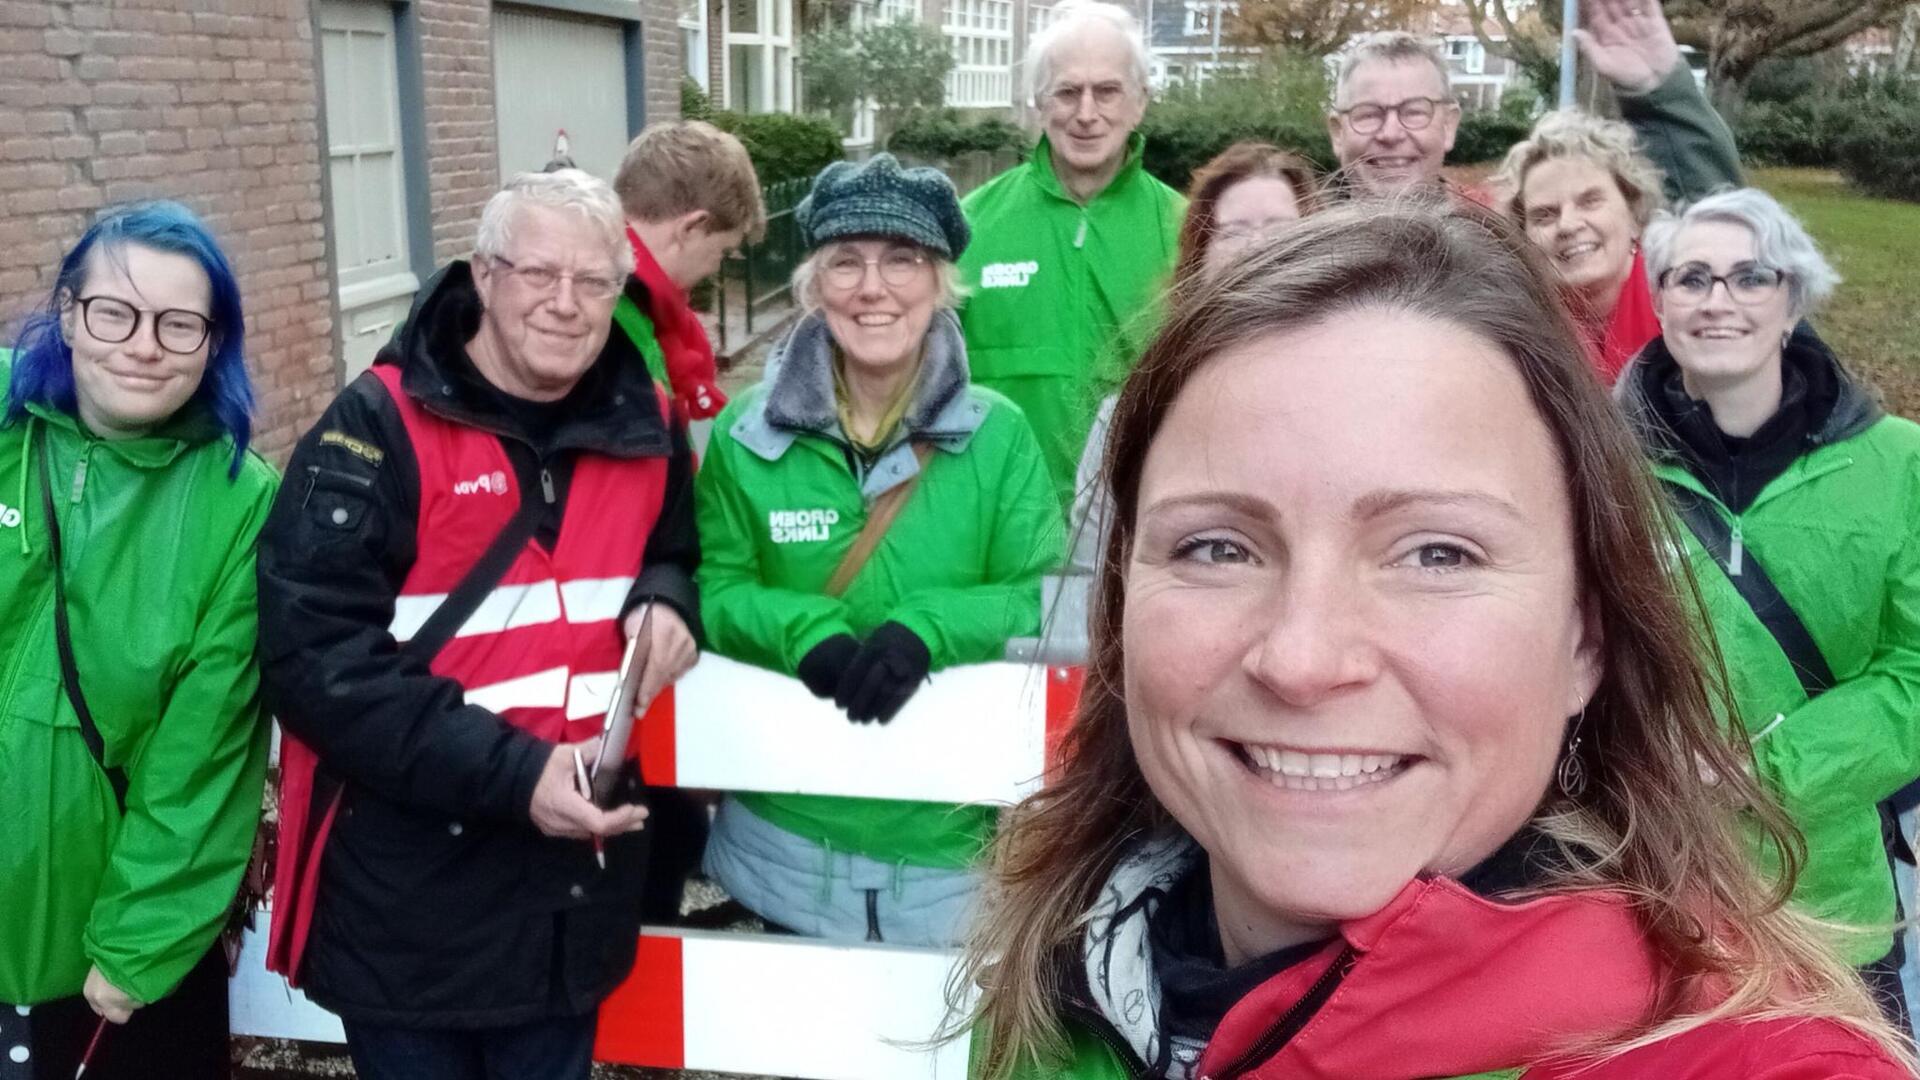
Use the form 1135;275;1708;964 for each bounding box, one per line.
1173;141;1325;284
956;200;1911;1077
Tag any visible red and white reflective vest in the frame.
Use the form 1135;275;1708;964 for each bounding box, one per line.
374;365;667;743
268;364;669;982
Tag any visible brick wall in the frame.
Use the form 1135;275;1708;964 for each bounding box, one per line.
0;0;336;461
642;0;684;125
414;0;497;267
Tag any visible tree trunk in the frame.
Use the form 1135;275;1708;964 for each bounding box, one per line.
1896;4;1919;73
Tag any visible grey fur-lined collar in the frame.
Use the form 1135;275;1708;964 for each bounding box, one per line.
728;308;990;498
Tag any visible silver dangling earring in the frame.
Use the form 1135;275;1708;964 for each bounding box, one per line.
1557;710;1588;800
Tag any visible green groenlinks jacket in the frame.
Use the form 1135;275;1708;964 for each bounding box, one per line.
1621;335;1920;965
695;310;1064;867
956;133;1184;516
0;383;276;1005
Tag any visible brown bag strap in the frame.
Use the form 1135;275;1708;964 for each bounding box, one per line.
824;442;935;598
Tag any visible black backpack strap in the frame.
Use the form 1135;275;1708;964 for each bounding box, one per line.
38;434;130;813
1662;480;1835;697
399;461;545;663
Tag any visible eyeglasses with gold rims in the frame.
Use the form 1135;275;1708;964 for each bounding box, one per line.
71;295;213;354
488;256;624;302
1334;96;1450;135
821;246;930;289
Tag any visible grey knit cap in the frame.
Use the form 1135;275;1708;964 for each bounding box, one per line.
795;153;971;259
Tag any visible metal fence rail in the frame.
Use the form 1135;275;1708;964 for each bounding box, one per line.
712;177;810;355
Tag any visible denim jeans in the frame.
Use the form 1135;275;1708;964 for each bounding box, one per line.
343;1011;596;1080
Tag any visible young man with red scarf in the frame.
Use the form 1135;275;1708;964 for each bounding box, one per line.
610;120;764;922
612;121;765;424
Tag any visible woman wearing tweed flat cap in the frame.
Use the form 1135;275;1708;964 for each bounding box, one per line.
694;154;1064;946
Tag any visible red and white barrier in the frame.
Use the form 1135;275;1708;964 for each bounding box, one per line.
232;658;1085;1078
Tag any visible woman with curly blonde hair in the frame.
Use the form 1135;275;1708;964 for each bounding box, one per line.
1494;0;1741;384
950;200;1915;1080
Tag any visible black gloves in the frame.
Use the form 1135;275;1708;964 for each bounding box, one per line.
797;634;861;698
833;621;931;725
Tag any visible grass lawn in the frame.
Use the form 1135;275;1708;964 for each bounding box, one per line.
1751;167;1920;419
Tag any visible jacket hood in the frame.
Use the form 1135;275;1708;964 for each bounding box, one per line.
760;307;972;439
380;261;672;458
1064;832;1666;1079
1618;323;1882;462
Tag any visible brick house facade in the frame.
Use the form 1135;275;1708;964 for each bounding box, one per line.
0;0;680;462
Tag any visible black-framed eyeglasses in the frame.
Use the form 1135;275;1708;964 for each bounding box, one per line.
489;256;624;302
72;295;212;354
1335;96;1449;135
1657;262;1789;306
821;246;930;289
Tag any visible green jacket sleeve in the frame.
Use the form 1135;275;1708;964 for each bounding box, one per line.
1751;519;1920;821
696;435;859;674
967;1020;1137;1080
892;409;1065;669
82;480;273;1003
1617;61;1744;205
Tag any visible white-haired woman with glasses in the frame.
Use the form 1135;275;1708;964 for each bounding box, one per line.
1619;187;1920;1024
695;154;1064;946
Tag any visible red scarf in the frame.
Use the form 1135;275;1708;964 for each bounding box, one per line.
1574;247;1662;387
627;227;728;420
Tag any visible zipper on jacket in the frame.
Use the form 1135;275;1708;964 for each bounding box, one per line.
1057;996;1150;1080
67;453;88;506
1205;944;1357;1080
1074;212;1088;249
1727;519;1744;577
539;466;556;504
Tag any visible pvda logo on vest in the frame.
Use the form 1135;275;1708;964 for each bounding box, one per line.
0;502;19;529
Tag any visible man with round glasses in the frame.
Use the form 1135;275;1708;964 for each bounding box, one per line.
956;0;1184;516
1327;31;1464;198
256;169;702;1080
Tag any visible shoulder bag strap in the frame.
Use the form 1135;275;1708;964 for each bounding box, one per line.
401;465;544;663
824;443;935;600
1661;479;1920;863
37;435;129;813
1662;479;1835;697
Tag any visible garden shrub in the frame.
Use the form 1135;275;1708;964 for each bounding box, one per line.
709;111;845;184
887;109;1029;160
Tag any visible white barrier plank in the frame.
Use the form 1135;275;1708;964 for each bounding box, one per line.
677;930;969;1080
665;656;1057;804
229;912;345;1043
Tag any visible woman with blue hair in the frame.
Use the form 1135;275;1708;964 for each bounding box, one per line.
0;201;277;1079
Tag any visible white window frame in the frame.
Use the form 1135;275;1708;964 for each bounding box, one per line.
681;0;710;92
319;0;417;310
1184;2;1209;37
942;0;1012;107
726;0;794;111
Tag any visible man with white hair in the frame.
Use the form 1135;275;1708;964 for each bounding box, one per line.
256;169;701;1079
957;0;1184;516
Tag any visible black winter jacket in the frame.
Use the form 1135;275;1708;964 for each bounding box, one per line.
256;262;700;1027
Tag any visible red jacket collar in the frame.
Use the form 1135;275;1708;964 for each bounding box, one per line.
1198;877;1663;1079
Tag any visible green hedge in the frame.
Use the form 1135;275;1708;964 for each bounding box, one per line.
1449;109;1535;168
708;110;845;185
1834;95;1920;203
887;109;1029;160
1736;98;1845;167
